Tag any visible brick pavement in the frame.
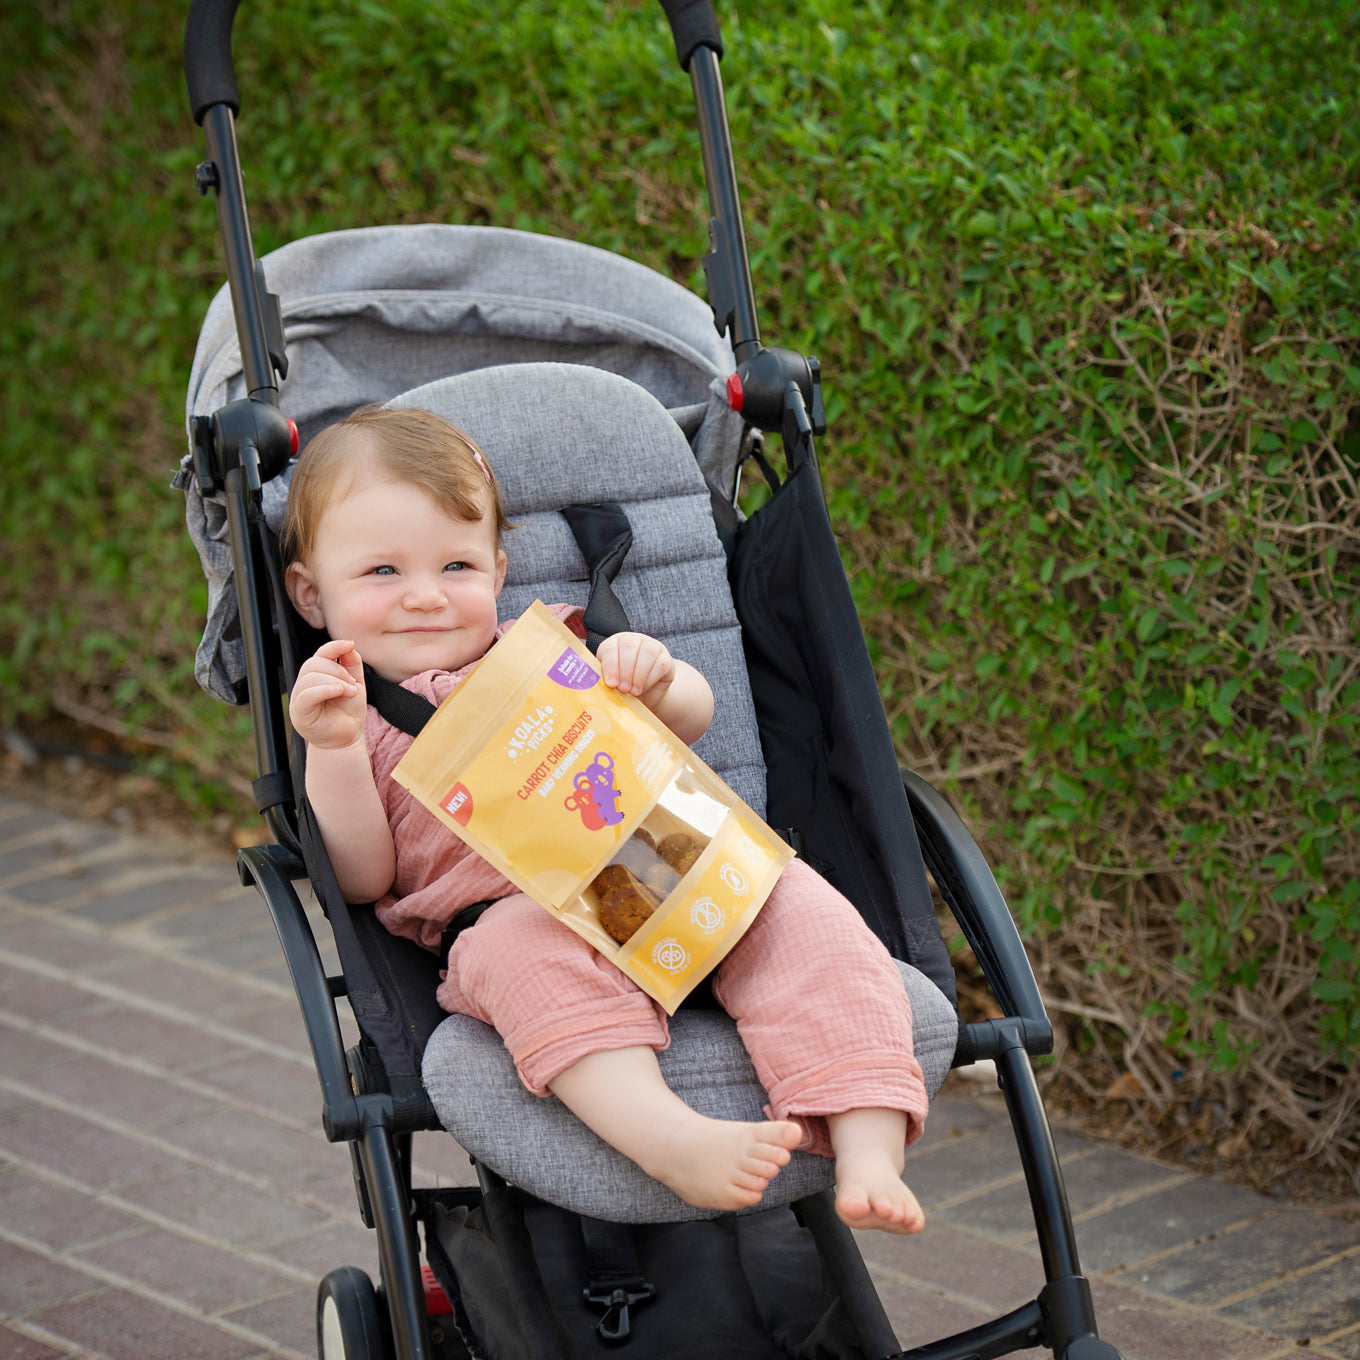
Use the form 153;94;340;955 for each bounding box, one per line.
0;788;1355;1360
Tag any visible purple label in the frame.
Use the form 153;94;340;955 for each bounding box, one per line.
548;648;599;690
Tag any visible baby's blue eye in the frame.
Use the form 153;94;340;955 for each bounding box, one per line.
444;561;467;573
373;565;396;576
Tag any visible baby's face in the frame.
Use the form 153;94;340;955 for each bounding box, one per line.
291;472;506;682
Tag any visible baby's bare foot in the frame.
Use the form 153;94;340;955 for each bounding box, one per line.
643;1117;802;1211
834;1148;924;1235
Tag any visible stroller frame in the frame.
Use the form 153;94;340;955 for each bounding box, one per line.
182;2;1123;1358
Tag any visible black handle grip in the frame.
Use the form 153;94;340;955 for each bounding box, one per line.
185;0;242;124
658;0;722;70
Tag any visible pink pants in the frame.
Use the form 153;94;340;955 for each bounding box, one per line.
438;857;927;1156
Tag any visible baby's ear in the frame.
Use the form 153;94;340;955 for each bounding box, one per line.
493;547;507;598
285;561;326;628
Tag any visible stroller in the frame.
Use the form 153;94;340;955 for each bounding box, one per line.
178;2;1125;1357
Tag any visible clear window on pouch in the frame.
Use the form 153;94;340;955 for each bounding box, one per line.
587;768;728;944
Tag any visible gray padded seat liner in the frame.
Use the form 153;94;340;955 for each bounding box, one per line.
387;363;766;813
423;960;958;1224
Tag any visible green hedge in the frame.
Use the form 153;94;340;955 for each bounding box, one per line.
4;0;1356;1170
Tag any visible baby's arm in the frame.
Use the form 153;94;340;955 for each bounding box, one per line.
596;632;714;745
290;640;398;903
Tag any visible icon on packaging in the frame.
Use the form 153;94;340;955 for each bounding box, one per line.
563;752;624;829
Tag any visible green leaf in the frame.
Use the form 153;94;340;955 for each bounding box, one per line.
1136;608;1164;643
1271;881;1314;904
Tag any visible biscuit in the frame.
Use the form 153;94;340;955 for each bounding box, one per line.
658;832;704;875
591;852;666;944
592;863;640;897
596;877;661;943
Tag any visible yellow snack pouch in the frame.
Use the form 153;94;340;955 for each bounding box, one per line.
391;601;793;1012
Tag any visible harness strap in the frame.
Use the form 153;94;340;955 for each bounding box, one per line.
438;899;497;962
361;667;497;956
251;769;294;814
363;663;438;735
580;1217;656;1344
561;503;634;651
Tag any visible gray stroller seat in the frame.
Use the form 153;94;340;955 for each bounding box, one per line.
389;362;958;1222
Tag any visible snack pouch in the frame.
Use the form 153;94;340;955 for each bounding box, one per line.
392;601;793;1012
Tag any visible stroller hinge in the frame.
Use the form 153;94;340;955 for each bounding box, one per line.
194;397;295;498
729;347;826;437
582;1279;656;1344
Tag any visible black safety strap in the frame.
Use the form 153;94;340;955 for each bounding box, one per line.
363;663;437;736
580;1218;656;1344
438;899;496;961
778;826;836;879
361;665;494;956
251;769;294;815
560;503;634;651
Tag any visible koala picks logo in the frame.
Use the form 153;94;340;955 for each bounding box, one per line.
504;704;555;760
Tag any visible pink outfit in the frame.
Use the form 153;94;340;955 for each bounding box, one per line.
367;605;927;1156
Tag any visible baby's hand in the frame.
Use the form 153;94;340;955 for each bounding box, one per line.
597;632;675;712
289;639;367;749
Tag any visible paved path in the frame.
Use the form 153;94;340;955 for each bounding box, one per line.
0;788;1355;1360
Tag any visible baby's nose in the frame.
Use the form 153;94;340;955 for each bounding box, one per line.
403;578;447;610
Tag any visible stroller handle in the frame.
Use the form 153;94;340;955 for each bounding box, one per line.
185;0;721;118
658;0;723;70
185;0;241;124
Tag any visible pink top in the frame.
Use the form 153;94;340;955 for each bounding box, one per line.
368;603;587;952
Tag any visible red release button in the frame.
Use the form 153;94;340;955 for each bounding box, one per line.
726;372;744;412
421;1265;453;1316
287;418;300;456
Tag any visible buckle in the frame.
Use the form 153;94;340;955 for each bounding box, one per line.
582;1280;656;1343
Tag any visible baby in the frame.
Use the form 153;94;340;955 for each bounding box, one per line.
284;404;929;1233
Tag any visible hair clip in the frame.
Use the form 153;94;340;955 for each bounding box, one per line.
472;449;492;486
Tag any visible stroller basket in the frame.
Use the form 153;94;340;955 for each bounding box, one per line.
179;1;1126;1358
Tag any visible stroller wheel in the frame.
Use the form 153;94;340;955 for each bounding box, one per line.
318;1265;389;1360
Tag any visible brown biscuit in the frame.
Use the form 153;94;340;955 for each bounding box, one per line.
658;832;704;875
592;863;640;897
597;880;660;944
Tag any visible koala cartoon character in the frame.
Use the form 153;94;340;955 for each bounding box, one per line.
564;774;608;830
584;752;624;826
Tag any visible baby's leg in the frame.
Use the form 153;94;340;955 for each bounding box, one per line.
828;1108;924;1234
441;896;799;1209
713;859;930;1233
549;1047;802;1212
438;895;670;1095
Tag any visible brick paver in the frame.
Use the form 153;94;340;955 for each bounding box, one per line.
1220;1254;1360;1343
72;1227;299;1312
0;787;1354;1359
1123;1210;1360;1307
24;1287;264;1360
